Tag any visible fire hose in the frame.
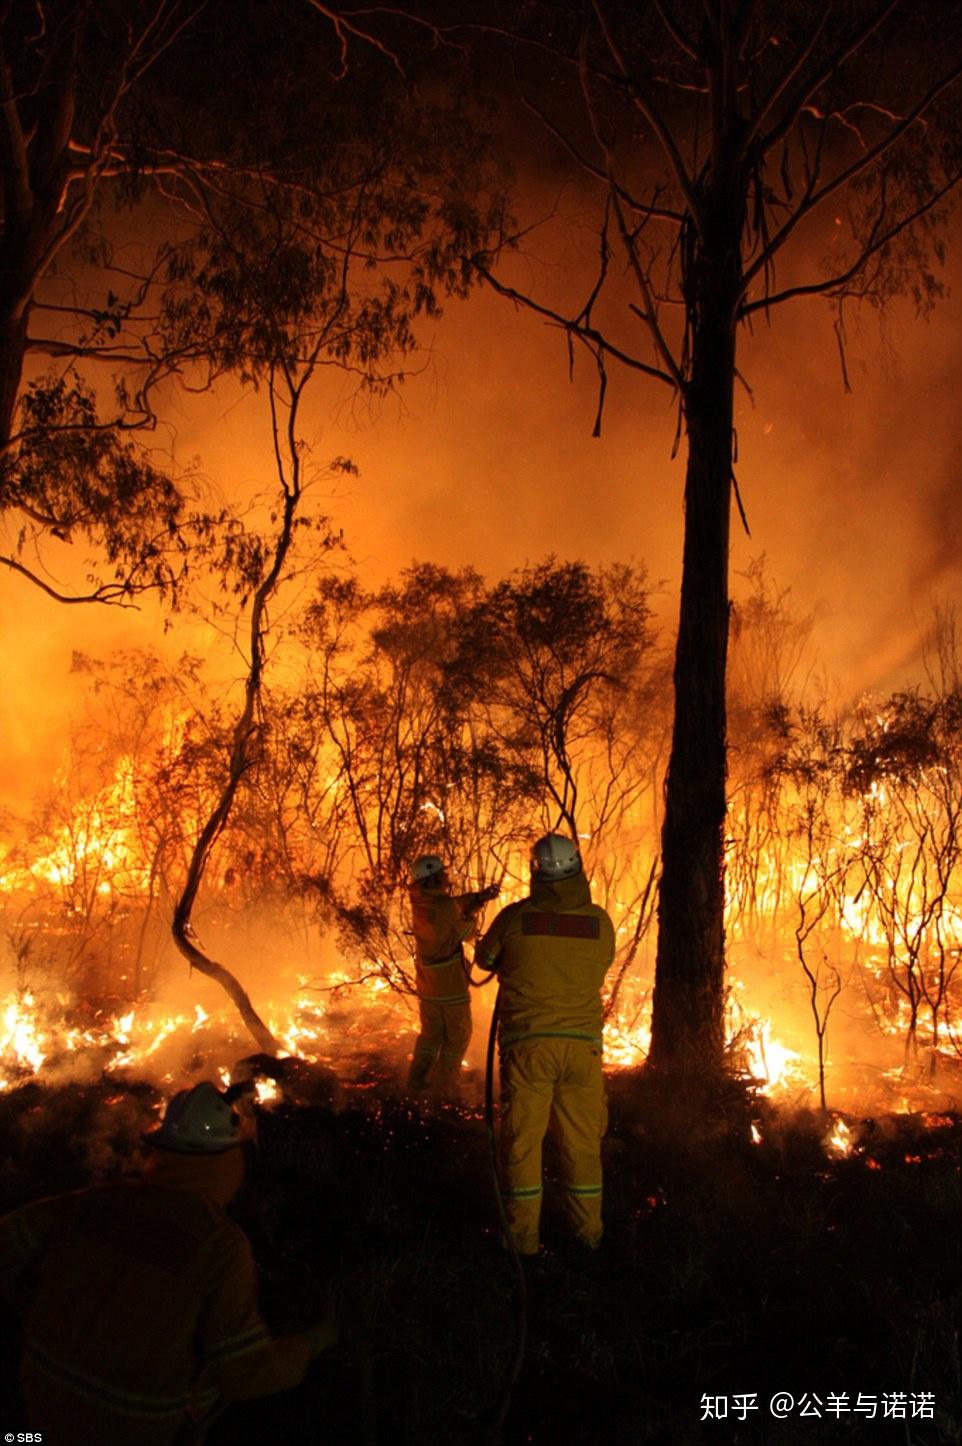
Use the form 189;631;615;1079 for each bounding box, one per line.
470;967;528;1442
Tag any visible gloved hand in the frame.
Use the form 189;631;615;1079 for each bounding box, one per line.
478;883;500;903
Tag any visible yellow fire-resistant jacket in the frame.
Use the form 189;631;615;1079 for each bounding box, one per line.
409;881;479;1004
0;1147;317;1445
475;873;615;1045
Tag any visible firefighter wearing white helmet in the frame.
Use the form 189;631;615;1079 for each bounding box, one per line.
149;1080;242;1152
531;832;582;879
0;1081;337;1445
408;854;499;1096
411;853;445;884
476;833;615;1255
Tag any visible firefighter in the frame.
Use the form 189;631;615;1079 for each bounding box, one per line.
407;854;499;1096
0;1081;337;1445
475;833;615;1256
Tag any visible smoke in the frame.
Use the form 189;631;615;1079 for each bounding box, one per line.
0;1079;158;1192
190;199;961;714
3;196;959;798
729;244;962;703
1;156;961;1117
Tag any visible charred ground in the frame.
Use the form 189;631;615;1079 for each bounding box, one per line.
1;1069;960;1445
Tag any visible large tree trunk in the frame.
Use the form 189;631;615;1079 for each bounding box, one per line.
647;209;741;1078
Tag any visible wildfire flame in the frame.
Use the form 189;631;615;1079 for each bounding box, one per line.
0;992;47;1082
0;973;814;1111
741;1017;803;1092
3;734;961;1118
826;1117;853;1157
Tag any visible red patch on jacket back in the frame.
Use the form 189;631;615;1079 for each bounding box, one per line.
521;912;600;939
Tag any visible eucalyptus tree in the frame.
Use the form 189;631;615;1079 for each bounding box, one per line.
459;0;962;1078
0;0;505;603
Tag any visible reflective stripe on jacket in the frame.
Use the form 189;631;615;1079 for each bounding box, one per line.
475;872;615;1044
409;882;476;1003
0;1149;314;1442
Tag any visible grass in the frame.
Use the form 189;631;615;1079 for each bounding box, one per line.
1;1068;961;1444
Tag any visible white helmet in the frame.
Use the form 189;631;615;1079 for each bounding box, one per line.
412;854;445;884
531;833;582;880
146;1081;242;1154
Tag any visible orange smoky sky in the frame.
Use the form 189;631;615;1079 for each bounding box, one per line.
1;201;961;807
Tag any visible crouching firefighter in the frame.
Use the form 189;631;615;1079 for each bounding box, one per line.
0;1082;337;1445
476;834;615;1256
407;854;499;1097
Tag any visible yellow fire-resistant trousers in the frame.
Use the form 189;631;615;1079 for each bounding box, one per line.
407;999;471;1095
500;1036;607;1254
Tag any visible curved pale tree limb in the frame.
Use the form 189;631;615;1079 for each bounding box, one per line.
171;360;321;1055
755;0;902;159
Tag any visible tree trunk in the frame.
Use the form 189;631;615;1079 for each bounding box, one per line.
172;907;281;1055
0;307;28;449
648;214;741;1078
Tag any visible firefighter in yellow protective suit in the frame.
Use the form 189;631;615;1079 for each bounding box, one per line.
0;1082;337;1446
407;854;499;1096
475;834;615;1255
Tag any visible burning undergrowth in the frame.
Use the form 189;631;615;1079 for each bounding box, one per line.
11;572;962;1124
5;566;962;1438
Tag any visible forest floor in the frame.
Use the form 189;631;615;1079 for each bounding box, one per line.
1;1066;961;1445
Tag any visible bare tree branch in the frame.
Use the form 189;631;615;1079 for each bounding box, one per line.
741;170;960;316
739;7;831;161
610;183;686;393
756;0;902;158
590;0;705;232
0;553;141;605
651;0;701;63
307;0;423;76
0;36;33;218
741;62;962;302
472;258;677;391
513;71;684;227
